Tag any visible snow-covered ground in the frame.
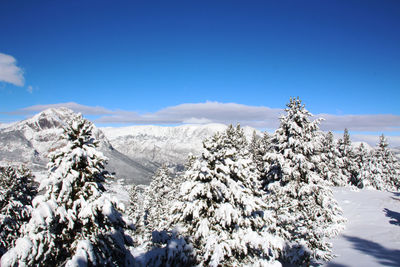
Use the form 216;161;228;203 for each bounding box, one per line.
325;187;400;267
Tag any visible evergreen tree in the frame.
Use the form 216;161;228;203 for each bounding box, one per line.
250;131;271;182
184;153;197;171
249;130;260;159
318;132;347;186
356;155;383;190
375;135;400;191
144;165;173;236
0;166;37;256
351;143;371;188
170;125;282;266
317;132;334;184
1;114;133;266
358;135;400;191
127;183;146;245
337;128;356;185
263;97;345;264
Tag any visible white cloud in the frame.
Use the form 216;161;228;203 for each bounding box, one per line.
95;101;284;128
183;117;213;124
10;102;400;145
352;134;400;148
11;102;113;115
11;101;400;132
95;102;400;134
27;85;33;93
0;53;24;86
319;114;400;132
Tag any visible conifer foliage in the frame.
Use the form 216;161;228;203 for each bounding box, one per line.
144;165;173;236
0;166;37;256
336;128;356;186
1;114;133;267
318;131;347;186
127;183;143;236
356;135;400;191
352;143;372;188
263;97;345;264
249;131;271;182
375;135;400;191
170;125;283;267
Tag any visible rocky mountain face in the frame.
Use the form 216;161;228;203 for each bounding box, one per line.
3;108;396;187
101;124;259;168
0;108;258;185
0;108;156;185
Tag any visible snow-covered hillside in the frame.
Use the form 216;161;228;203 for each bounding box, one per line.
0;108;156;184
101;124;259;165
0;108;70;170
0;108;260;185
324;187;400;267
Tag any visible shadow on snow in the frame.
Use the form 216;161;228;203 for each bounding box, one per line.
383;208;400;226
390;191;400;202
325;263;349;267
342;235;400;266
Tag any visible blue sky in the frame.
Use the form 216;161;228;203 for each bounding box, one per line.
0;0;400;143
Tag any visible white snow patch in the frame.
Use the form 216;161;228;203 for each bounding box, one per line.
324;187;400;266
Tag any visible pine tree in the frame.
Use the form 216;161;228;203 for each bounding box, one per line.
358;135;400;191
127;183;145;245
0;166;37;256
250;131;271;182
1;114;133;266
249;130;260;159
337;128;356;185
357;152;386;190
184;153;197;171
144;165;173;236
376;135;400;191
317;132;334;184
263;97;345;264
351;143;371;188
318;131;347;186
170;125;283;266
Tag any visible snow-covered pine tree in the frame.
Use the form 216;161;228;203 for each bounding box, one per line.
351;143;371;188
371;135;400;191
0;165;37;256
1;114;133;267
355;135;400;191
357;151;386;190
170;124;283;267
249;131;271;182
336;128;356;186
263;97;345;264
169;154;197;203
318;131;347;186
144;165;173;236
249;130;260;159
184;153;197;171
127;183;146;245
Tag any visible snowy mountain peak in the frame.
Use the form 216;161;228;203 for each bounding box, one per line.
101;123;260;166
1;107;75;134
22;107;75;131
0;108;156;184
101;123;258;141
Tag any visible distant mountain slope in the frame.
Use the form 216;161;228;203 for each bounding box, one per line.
0;108;156;185
101;124;259;166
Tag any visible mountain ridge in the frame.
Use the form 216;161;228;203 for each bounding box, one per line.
0;108;156;184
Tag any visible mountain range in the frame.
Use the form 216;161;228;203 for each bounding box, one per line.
0;108;257;185
3;108;390;185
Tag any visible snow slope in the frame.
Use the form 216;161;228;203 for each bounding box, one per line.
101;124;259;165
325;188;400;267
0;108;156;184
